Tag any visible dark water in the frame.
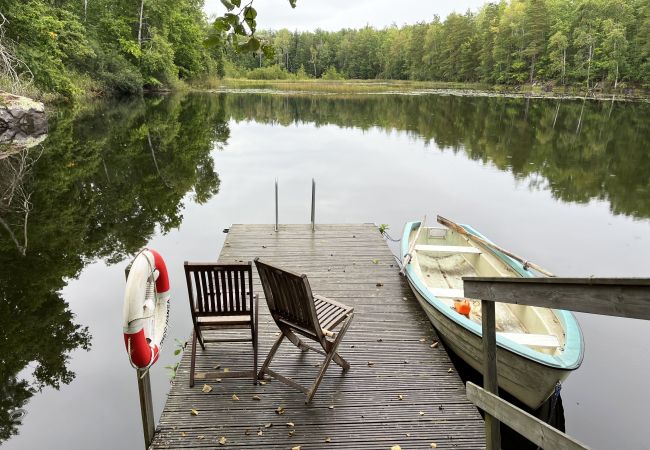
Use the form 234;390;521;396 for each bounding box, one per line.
1;92;649;449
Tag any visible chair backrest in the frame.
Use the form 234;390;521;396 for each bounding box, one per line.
184;262;253;317
254;258;321;340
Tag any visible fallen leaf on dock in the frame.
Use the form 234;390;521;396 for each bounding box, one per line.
405;433;411;437
391;445;402;450
223;368;230;373
275;406;285;414
180;432;186;437
372;259;379;264
190;409;199;416
291;446;301;450
202;384;212;393
264;423;273;428
430;342;439;348
288;430;295;436
419;338;426;342
244;430;250;435
328;405;335;409
447;368;454;373
398;394;404;400
197;435;204;440
377;338;383;342
402;297;407;301
430;443;437;448
286;422;295;427
216;378;222;383
218;436;226;445
232;394;240;401
367;361;374;367
213;364;221;370
325;437;332;443
376;282;384;287
259;380;267;385
419;411;425;416
257;430;263;436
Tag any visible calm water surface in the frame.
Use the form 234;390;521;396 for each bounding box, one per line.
2;92;650;449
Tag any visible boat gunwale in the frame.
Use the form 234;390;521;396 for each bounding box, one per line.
401;220;584;370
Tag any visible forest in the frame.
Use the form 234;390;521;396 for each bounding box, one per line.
2;0;650;100
228;0;650;89
0;0;223;99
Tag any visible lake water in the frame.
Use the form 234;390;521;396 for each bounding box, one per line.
2;91;650;449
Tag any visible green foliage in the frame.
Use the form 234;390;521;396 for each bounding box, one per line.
321;65;345;80
246;64;292;80
2;0;221;99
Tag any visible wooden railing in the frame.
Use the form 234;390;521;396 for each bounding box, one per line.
462;277;650;450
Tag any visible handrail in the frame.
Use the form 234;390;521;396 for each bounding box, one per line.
461;276;650;450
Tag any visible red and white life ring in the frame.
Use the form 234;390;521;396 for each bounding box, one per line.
122;249;170;369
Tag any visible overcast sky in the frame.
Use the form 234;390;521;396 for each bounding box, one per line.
203;0;489;31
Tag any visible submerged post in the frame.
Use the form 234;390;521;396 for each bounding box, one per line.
310;178;315;231
275;178;278;232
125;266;155;449
481;299;501;450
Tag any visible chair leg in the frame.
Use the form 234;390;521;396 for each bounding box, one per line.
251;325;258;385
189;330;197;388
258;333;284;380
194;324;206;351
306;314;353;403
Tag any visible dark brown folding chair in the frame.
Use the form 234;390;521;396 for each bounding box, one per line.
254;258;354;403
184;262;258;387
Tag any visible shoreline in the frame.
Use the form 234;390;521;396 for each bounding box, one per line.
197;78;650;102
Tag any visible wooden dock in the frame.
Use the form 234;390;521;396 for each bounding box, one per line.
151;224;485;449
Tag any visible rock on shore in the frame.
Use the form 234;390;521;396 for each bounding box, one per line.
0;92;48;148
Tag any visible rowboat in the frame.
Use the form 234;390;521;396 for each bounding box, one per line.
401;219;584;409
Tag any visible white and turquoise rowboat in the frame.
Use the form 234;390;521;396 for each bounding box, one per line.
401;221;584;409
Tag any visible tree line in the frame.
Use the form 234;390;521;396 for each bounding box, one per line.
0;0;223;99
228;0;650;89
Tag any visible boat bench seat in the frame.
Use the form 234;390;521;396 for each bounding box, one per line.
415;244;482;255
428;287;465;298
498;332;560;349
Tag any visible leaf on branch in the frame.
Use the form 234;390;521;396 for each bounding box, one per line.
289;0;297;8
220;0;235;11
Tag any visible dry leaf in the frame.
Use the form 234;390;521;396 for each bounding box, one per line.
213;364;221;370
180;432;187;437
419;338;426;342
252;395;261;401
447;368;454;373
288;430;295;437
244;430;251;436
257;430;263;436
405;433;411;437
367;361;374;367
430;444;438;448
328;405;334;409
398;394;404;401
218;436;226;445
430;342;439;348
286;422;295;427
197;435;205;440
391;446;402;450
223;368;230;373
190;409;199;416
264;423;273;428
216;378;222;383
275;406;285;415
325;437;332;443
403;360;409;364
202;384;212;393
376;282;384;287
232;394;240;401
402;297;407;300
259;380;267;385
291;446;301;450
419;411;425;416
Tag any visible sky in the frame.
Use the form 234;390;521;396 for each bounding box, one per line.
203;0;489;31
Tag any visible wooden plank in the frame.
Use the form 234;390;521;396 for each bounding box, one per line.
466;382;590;450
481;300;500;450
151;224;485;450
463;277;650;320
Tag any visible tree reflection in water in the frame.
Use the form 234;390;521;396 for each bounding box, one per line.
0;93;229;442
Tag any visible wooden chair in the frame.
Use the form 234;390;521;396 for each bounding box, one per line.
184;262;258;387
254;258;354;403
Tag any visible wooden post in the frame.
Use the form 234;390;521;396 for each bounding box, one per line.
310;178;315;231
481;299;501;450
125;265;156;449
137;369;155;448
275;179;278;232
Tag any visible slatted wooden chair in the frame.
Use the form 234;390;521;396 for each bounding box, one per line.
184;262;258;387
254;258;354;403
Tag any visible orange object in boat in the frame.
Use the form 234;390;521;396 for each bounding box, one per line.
454;299;471;318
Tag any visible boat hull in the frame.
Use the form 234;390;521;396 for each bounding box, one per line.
409;280;571;409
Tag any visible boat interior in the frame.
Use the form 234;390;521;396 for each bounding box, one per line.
410;226;566;355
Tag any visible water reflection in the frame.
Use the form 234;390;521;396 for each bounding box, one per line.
223;93;650;220
0;93;229;442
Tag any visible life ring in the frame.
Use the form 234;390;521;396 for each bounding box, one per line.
122;249;170;369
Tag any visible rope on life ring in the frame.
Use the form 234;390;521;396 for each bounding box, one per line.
122;248;170;369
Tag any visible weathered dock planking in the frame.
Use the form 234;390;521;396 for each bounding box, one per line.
151;224;485;449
